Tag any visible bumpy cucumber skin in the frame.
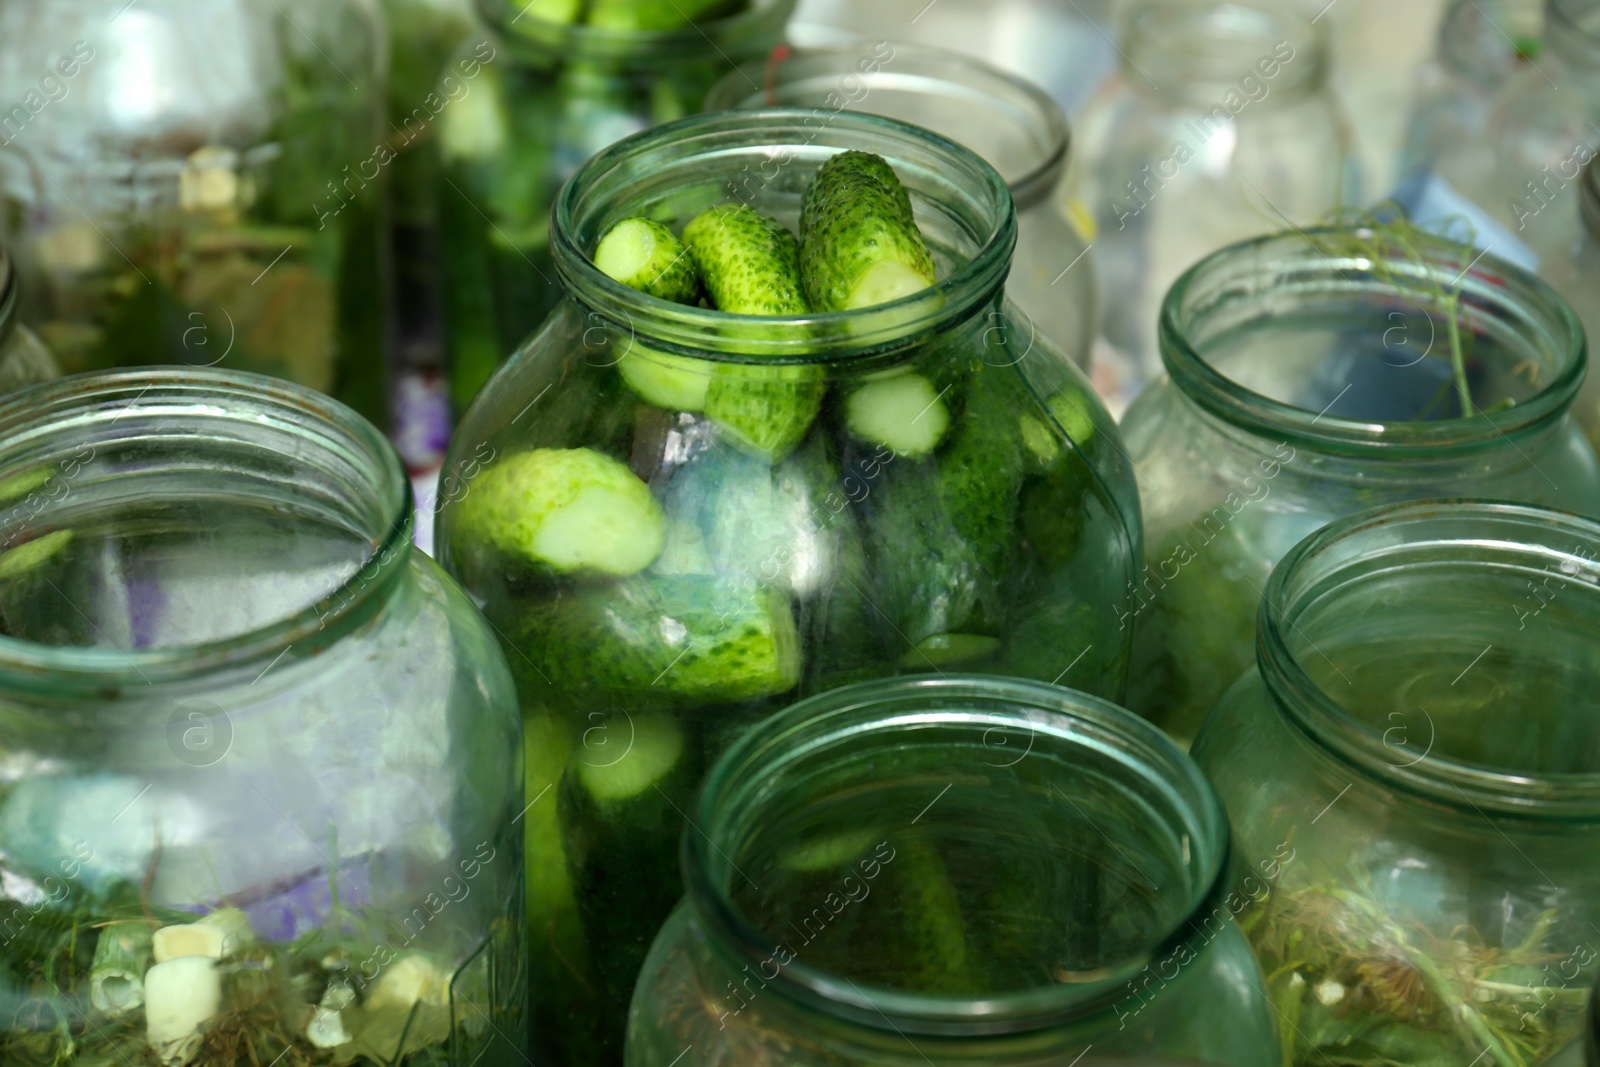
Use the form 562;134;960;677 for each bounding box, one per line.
454;448;665;577
586;0;746;30
799;150;937;312
595;217;702;305
705;366;825;462
558;716;701;1066
512;574;800;702
683;204;809;316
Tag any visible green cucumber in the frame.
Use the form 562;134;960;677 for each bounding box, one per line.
512;574;801;702
517;0;584;24
1020;388;1098;464
899;633;1001;669
894;837;976;994
594;217;701;305
845;372;950;457
617;344;712;412
705;366;825;462
683;203;808;316
454;448;666;577
800;150;937;311
585;0;746;31
559;711;700;1064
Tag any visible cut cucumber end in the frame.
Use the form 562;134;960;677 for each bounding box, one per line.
845;372;950;457
900;633;1003;669
846;259;937;310
0;529;72;581
594;219;661;284
780;828;884;872
575;712;685;802
618;346;711;412
766;585;803;693
531;483;667;576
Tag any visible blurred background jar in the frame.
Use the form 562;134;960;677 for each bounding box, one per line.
433;109;1140;1067
0;369;524;1066
0;0;391;429
1120;226;1600;744
0;240;59;395
1537;156;1600;447
706;41;1098;371
1066;0;1353;408
628;676;1278;1067
433;0;793;414
1191;501;1600;1067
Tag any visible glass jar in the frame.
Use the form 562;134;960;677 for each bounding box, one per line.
434;109;1140;1067
434;0;793;413
1538;157;1600;448
1399;0;1545;182
1120;226;1600;744
705;40;1098;371
0;242;59;396
1191;500;1600;1067
0;369;526;1065
627;675;1278;1067
1065;0;1353;403
0;0;392;429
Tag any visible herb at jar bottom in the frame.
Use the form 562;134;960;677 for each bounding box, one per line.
1244;877;1584;1067
0;866;497;1066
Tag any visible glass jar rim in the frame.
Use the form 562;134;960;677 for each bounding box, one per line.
0;243;15;348
1159;227;1587;456
477;0;794;63
702;40;1070;211
552;108;1017;362
685;675;1233;1037
1119;0;1327;106
0;368;411;689
1258;498;1600;816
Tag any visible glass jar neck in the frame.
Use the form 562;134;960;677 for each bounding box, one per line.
703;41;1070;213
1160;228;1585;460
552;109;1016;362
686;676;1232;1049
0;369;410;694
1120;0;1326;109
480;0;792;67
1257;500;1600;818
1438;0;1545;85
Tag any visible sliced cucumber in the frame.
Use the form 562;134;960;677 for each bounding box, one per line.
1021;388;1098;464
574;712;685;801
617;342;712;412
512;574;801;703
845;372;950;457
781;828;884;872
595;217;701;305
900;633;1002;669
456;448;665;577
800;150;937;312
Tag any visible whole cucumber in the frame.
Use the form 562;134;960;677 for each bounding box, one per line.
800;150;937;312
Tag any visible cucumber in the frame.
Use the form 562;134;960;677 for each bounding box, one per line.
559;711;700;1065
893;837;977;994
0;529;72;581
594;217;702;305
517;0;584;24
899;633;1001;669
585;0;747;31
1020;387;1098;464
704;366;825;462
454;448;666;577
800;150;937;311
683;203;808;317
511;574;801;702
617;344;712;412
845;372;950;457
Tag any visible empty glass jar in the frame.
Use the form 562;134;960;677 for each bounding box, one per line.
435;0;793;412
0;369;526;1065
705;40;1098;370
1192;501;1600;1067
628;676;1278;1067
1065;0;1353;400
0;0;391;428
1120;226;1600;744
433;109;1139;1067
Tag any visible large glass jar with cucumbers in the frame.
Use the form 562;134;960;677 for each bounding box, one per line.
1119;224;1600;745
434;109;1140;1067
706;41;1099;371
0;369;526;1065
434;0;793;413
628;676;1278;1067
1064;0;1353;403
1191;501;1600;1067
0;0;391;428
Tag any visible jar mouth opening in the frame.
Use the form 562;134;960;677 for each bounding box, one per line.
1159;227;1586;455
552;109;1017;362
1259;500;1600;816
479;0;794;61
0;369;411;689
702;41;1070;210
1121;0;1325;105
686;676;1231;1037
